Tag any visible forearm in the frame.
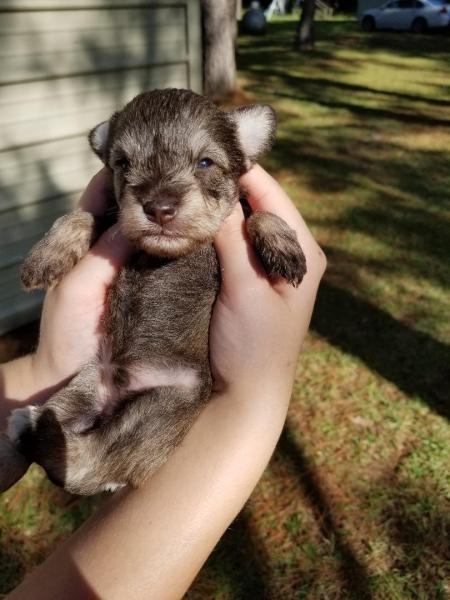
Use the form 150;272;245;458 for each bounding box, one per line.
5;164;324;599
8;381;293;600
0;355;35;403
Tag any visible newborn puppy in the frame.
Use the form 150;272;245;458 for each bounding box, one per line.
2;89;306;495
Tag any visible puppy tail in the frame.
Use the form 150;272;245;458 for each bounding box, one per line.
0;434;30;492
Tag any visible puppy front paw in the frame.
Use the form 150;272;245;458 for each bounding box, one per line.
8;406;38;443
21;210;97;290
21;245;76;290
247;211;307;287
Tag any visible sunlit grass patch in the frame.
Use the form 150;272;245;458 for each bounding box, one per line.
0;465;101;593
190;16;450;599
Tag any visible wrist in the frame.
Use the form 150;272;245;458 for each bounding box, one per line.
0;353;69;407
29;350;72;403
213;362;297;406
212;377;294;425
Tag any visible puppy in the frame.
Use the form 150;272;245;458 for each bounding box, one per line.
1;89;306;495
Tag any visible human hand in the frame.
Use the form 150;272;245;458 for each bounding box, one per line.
4;167;326;600
31;169;133;393
211;164;326;400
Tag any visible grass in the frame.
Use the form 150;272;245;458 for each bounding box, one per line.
1;15;450;599
187;17;450;599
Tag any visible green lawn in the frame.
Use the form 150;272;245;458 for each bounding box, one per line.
1;16;450;599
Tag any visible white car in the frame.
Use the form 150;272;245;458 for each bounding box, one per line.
361;0;450;33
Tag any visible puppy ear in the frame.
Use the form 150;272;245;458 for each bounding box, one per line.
228;104;277;164
88;120;110;162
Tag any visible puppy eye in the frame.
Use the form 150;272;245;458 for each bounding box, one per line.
115;157;130;171
196;157;214;169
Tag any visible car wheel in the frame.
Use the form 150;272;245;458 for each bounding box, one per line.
411;17;427;33
362;16;376;31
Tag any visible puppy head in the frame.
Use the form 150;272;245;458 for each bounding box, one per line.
89;89;276;257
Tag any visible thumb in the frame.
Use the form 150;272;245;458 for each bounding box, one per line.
213;203;264;289
63;225;135;290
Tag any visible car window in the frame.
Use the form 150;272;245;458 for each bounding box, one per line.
385;1;399;7
398;0;414;7
413;0;425;6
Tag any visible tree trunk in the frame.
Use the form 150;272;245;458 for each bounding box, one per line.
201;0;237;100
294;0;316;50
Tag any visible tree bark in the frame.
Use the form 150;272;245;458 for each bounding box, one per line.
294;0;316;50
201;0;237;100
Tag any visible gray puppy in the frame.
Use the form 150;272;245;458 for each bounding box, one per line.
1;89;306;495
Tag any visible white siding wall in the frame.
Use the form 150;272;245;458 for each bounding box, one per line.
0;0;202;333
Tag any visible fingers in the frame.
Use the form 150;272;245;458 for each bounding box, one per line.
62;225;134;292
213;203;265;290
78;168;112;216
241;165;315;244
240;165;299;220
241;165;326;282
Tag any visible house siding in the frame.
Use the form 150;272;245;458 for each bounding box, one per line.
0;0;202;333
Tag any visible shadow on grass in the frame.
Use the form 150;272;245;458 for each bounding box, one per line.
244;19;450;59
0;537;27;594
277;429;374;599
363;28;450;58
267;119;450;283
365;474;450;596
0;480;102;595
274;73;450;108
190;511;272;599
312;281;450;418
246;69;450;127
321;200;450;285
238;24;450;422
239;19;450;112
274;130;450;211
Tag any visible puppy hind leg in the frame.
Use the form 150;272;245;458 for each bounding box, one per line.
74;384;209;493
41;363;112;434
14;379;209;495
5;364;106;490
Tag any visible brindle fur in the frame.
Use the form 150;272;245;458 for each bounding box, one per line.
2;89;306;495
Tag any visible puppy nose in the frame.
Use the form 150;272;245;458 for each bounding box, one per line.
143;199;178;225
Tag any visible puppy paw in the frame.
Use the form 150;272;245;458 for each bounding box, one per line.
8;406;37;443
247;211;307;287
21;210;97;290
21;247;76;290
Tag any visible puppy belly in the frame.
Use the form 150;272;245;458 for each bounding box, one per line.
127;364;200;392
95;358;200;417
